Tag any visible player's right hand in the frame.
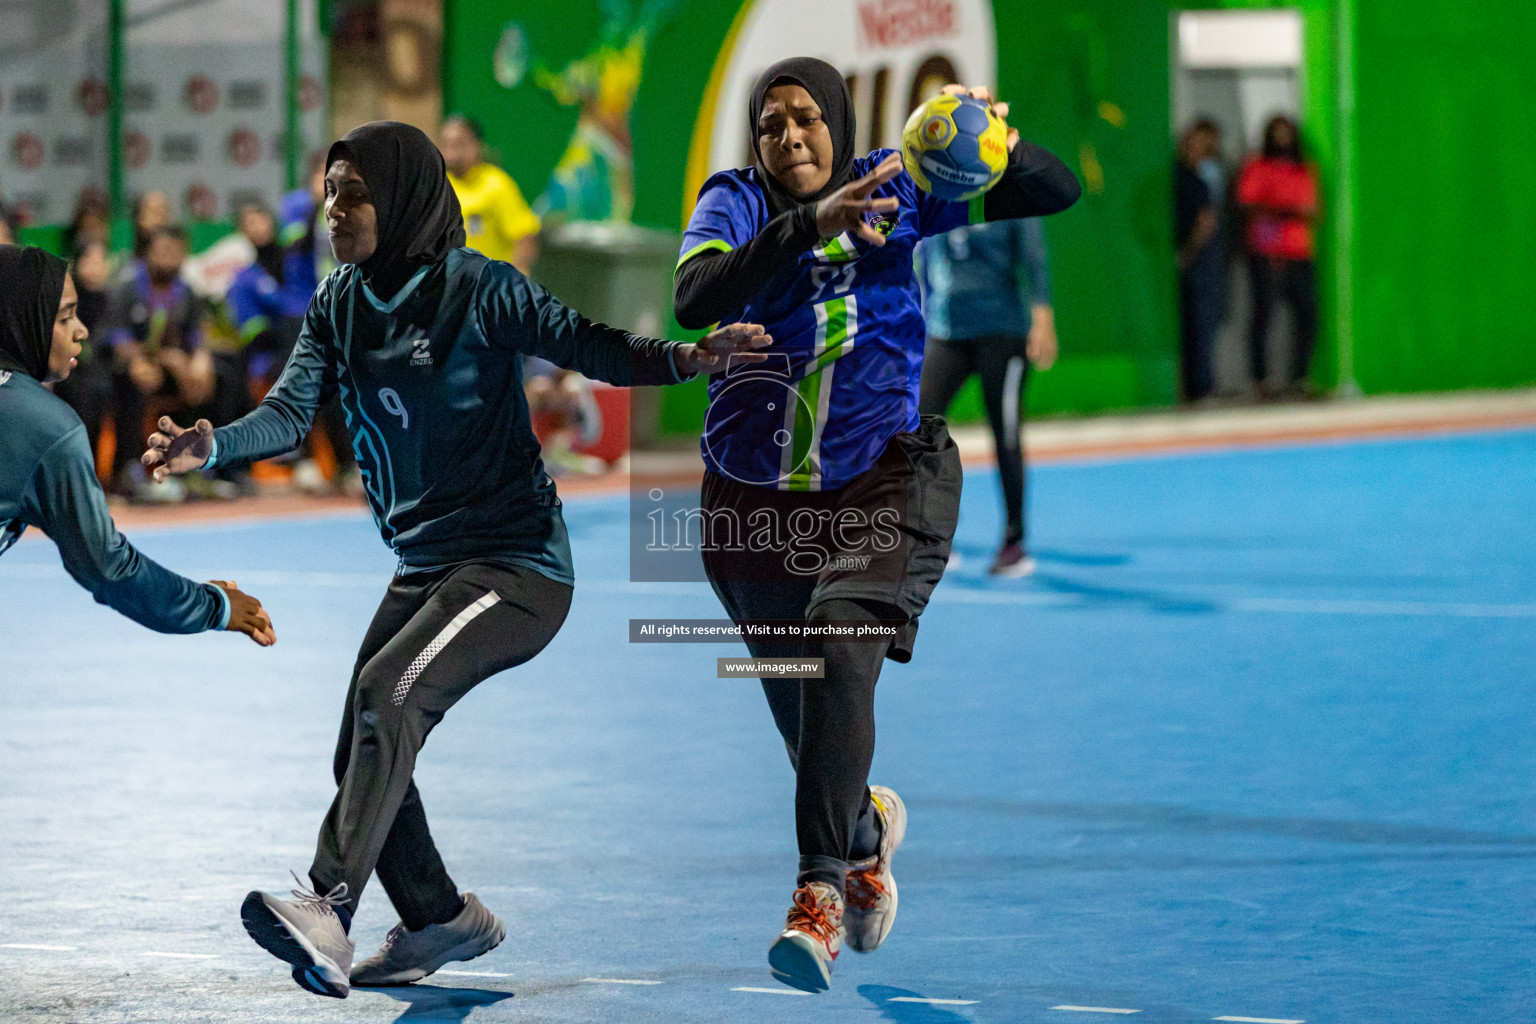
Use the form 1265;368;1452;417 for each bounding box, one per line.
142;416;214;482
814;152;903;247
209;580;276;647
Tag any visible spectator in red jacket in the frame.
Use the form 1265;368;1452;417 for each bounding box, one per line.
1236;115;1319;399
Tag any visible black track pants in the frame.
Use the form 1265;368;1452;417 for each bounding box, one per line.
308;562;572;928
701;417;961;891
919;334;1030;545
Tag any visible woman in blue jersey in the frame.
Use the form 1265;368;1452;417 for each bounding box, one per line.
144;121;769;1000
0;244;272;643
674;58;1079;992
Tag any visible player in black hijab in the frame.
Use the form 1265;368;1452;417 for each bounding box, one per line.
145;120;772;999
0;244;272;638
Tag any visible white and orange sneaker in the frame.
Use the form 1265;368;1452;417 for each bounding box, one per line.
843;785;908;953
768;882;844;992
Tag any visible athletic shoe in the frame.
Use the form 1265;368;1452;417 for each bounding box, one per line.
241;874;355;999
843;785;908;953
988;541;1037;578
768;882;844;993
351;893;506;986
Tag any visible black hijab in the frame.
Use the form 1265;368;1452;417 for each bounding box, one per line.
748;57;858;217
328;120;465;300
0;244;67;381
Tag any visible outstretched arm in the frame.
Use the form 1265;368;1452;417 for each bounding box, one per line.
25;426;275;644
143;287;337;478
479;262;771;385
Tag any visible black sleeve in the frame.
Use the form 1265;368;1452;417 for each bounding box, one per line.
981;139;1083;222
479;261;687;387
673;203;821;330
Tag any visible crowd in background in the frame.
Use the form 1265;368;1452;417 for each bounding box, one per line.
33;160;357;504
18;112;594;506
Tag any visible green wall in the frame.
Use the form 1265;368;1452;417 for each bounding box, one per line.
1351;0;1536;393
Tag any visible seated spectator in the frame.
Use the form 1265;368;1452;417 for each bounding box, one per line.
64;194;112;256
130;191;172;260
228;203;313;377
103;226;243;501
278;150;332;288
524;356;606;477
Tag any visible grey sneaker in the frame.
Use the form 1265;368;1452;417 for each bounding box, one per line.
768;881;844;993
843;785;908;953
241;874;355;998
351;893;506;986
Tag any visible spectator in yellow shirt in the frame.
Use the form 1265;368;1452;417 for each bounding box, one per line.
439;115;540;273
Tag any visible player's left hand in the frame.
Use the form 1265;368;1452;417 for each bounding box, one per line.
673;322;774;376
942;84;1019;152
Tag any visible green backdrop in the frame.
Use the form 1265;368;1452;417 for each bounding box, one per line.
442;0;1536;433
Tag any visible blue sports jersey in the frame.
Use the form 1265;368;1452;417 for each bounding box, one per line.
679;150;973;491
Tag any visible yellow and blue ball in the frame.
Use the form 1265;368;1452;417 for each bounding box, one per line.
901;94;1009;203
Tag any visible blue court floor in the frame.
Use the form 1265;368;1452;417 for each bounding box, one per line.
2;428;1534;1023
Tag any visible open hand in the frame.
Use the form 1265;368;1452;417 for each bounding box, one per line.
814;153;903;247
672;322;774;376
142;416;214;483
209;580;276;647
941;84;1019;152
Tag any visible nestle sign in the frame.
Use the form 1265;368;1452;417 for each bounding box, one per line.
858;0;958;49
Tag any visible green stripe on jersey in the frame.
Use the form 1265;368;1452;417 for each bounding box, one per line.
814;232;858;263
674;238;733;273
782;295;856;491
968;194;986;225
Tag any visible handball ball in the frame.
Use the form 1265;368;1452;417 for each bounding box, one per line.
901;94;1009;203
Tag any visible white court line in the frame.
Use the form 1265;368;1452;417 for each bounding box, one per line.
436;970;512;978
583;977;662;985
1214;1017;1305;1023
2;943;76;951
733;986;812;996
143;951;218;959
1053;1008;1141;1015
890;996;979;1005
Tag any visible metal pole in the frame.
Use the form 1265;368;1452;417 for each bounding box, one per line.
108;0;125;217
285;0;300;190
1333;0;1361;397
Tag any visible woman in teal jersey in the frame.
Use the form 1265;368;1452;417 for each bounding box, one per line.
0;243;272;642
674;58;1080;992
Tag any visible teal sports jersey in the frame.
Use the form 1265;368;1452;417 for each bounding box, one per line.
210;248;685;583
0;363;228;633
679;150;972;491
